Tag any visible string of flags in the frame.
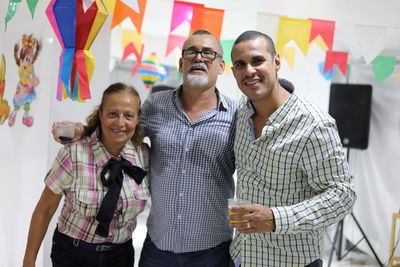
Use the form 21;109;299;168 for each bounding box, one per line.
2;0;400;102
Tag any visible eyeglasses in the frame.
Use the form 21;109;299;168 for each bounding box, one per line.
182;49;221;61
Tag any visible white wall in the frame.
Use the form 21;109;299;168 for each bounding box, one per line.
1;0;399;266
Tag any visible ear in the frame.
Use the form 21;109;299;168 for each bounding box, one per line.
178;58;183;73
217;59;225;75
274;53;281;72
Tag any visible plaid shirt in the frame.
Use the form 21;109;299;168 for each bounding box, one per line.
45;131;150;244
230;91;356;266
141;86;237;253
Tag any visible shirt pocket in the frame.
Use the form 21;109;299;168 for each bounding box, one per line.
74;190;104;217
121;186;150;222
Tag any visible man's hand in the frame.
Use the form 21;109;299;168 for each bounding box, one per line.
229;204;276;234
52;121;84;144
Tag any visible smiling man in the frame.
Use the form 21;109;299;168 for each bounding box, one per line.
228;30;356;266
138;30;238;267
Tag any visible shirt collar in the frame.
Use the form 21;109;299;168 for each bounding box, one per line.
90;129;138;169
175;85;228;112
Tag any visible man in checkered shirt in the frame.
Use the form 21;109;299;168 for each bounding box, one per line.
228;30;356;266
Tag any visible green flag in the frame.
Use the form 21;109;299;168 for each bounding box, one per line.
372;56;396;83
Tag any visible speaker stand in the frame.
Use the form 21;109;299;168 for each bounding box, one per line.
327;148;383;267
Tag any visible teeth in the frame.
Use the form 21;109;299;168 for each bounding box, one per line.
246;80;258;85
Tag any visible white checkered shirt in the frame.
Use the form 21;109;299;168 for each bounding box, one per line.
230;91;356;266
141;86;238;253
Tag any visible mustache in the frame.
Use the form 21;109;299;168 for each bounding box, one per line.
189;62;208;72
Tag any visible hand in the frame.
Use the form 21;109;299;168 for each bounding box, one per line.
52;121;84;144
228;204;276;234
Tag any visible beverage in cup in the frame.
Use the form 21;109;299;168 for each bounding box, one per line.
228;198;251;223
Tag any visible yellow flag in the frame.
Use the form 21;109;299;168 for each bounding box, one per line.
312;35;328;51
279;46;295;70
122;29;143;55
276;17;311;56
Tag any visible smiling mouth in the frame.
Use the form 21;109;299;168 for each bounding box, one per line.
111;129;127;134
244;79;260;86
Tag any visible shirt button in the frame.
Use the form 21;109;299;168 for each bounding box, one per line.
179;193;183;197
177;215;182;220
182;170;186;174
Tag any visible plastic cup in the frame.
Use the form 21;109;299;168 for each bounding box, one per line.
228;198;251;223
57;122;75;144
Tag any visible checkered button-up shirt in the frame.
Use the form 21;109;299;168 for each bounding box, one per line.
45;131;150;244
230;91;356;266
141;86;237;253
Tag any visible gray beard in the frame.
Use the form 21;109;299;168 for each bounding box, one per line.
185;73;209;87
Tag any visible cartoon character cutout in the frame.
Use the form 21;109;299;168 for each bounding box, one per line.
0;54;10;124
8;34;41;127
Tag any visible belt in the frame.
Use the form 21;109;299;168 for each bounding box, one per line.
54;228;131;252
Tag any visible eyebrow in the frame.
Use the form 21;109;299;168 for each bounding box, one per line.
185;46;214;51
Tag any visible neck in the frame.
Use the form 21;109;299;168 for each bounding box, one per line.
252;85;291;119
180;84;218;123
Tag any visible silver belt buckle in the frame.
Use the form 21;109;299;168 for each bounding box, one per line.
96;244;112;251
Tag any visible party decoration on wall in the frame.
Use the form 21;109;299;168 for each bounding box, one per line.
0;55;10;125
165;1;204;57
190;6;224;39
354;24;386;65
4;0;39;29
46;0;108;101
8;34;41;127
137;52;167;89
398;71;400;82
372;56;396;83
122;43;144;75
318;62;332;80
323;51;348;75
111;0;147;31
103;0;116;15
309;18;335;51
166;34;186;57
170;1;202;32
279;46;296;70
221;40;234;73
122;29;143;54
276;17;312;56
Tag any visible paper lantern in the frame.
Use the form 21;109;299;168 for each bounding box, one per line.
46;0;108;101
137;53;167;89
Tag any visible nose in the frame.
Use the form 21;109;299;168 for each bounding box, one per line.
244;63;257;77
193;51;204;62
116;114;125;125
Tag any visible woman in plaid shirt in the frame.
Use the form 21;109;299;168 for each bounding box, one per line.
23;83;150;267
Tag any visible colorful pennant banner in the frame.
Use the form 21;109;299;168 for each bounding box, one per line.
309;18;335;51
372;56;396;82
111;0;147;31
4;0;39;29
276;17;312;56
324;51;348;75
190;6;224;39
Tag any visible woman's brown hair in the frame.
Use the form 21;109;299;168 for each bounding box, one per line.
82;82;144;147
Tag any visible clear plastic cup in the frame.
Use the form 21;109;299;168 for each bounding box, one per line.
228;198;251;223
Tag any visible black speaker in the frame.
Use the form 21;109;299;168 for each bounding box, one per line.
328;83;372;149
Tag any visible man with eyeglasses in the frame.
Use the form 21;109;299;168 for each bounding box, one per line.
137;29;237;266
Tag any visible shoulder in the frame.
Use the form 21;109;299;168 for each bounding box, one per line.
290;93;335;126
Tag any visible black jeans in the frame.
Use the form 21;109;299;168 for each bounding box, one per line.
139;234;233;267
51;228;135;267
